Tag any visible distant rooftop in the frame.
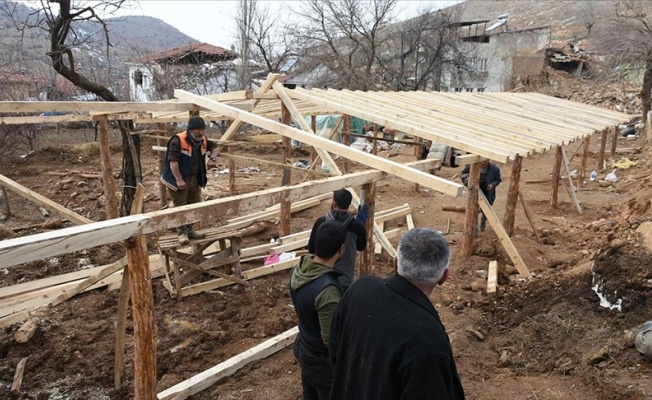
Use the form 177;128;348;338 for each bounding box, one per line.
129;43;238;65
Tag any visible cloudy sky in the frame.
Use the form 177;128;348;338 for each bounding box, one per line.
119;1;463;48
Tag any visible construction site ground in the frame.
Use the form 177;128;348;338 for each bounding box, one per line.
0;120;651;400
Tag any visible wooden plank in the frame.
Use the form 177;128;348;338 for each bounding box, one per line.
478;192;531;278
518;192;541;243
174;90;465;198
157;327;299;400
0;257;127;328
578;136;590;188
98;115;119;219
551;146;562;208
503;155;522;237
455;154;488;166
598;129;608;171
560;146;583;213
0;101;200;113
487;260;497;297
374;221;384;259
0;112;150;125
406;214;415;230
290;88;513;163
11;357;28;393
0;174;91;225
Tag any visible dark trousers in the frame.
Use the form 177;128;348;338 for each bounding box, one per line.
293;337;332;400
168;175;202;234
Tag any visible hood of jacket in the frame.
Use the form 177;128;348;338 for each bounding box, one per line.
290;255;334;291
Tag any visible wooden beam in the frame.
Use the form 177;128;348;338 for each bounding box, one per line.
610;125;618;157
598;129;608;171
0;101;200;113
551;146;562;208
560;146;582;213
461;162;480;257
503;155;522;237
98;115;119;219
578;136;590;188
0;257;127;328
518;192;541;243
478;192;530;277
174;90;464;198
0;161;434;269
0;174;91;225
0;112;150;125
361;184;376;276
455;154;488;166
157;327;298;400
487;260;497;297
11;357;28;393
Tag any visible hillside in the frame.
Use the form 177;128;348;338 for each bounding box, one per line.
0;1;199;98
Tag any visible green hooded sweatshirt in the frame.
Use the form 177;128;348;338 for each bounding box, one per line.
290;255;342;345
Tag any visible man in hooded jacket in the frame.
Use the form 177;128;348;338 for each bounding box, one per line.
307;189;367;292
290;219;348;400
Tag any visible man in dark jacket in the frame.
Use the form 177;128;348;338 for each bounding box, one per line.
160;116;218;244
307;189;367;292
461;160;501;232
329;228;465;400
290;220;348;400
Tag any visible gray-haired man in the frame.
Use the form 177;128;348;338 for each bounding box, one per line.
329;228;465;400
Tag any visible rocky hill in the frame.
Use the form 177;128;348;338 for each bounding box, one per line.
0;1;199;98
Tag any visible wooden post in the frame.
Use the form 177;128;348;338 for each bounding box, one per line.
578;136;590;188
372;124;379;155
280;189;291;237
280;104;292;237
597;129;608;171
343;115;351;173
1;186;10;218
98;114;119;219
126;230;156;399
228;145;235;195
310;115;317;164
561;146;583;213
610;125;618;157
361;183;376;276
503;155;522;237
518;192;541;243
156;123;168;208
461;162;480;256
414;140;422;193
550;146;562;208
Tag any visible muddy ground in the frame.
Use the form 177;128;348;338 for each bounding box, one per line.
0;113;651;400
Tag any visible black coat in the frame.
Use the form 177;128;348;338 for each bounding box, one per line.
329;274;465;400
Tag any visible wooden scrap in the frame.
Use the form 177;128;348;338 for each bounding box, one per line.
487;261;497;297
157;327;298;400
14;318;39;343
442;205;466;213
11;357;28;393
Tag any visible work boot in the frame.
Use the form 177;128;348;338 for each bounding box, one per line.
188;230;206;240
178;232;190;245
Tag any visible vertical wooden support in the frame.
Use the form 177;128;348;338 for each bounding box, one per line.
550;146;562;208
310;115;317;163
610;125;618;157
280;104;292;237
123;184;156;400
115;185;145;391
597;128;608;171
1;186;10;218
98;114;118;219
156;123;168;208
503;155;522;237
228;145;235;195
361;183;376;277
578;136;590;187
561;146;583;214
461;162;480;257
372;124;379;155
280;189;291;237
414;140;422;193
343;115;351;173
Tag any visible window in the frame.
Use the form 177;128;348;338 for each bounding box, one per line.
478;58;488;72
133;69;143;86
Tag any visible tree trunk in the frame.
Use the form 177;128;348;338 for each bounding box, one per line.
641;60;652;125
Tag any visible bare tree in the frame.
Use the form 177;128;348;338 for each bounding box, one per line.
577;1;598;36
600;1;652;124
294;0;398;90
236;0;256;89
248;4;298;73
2;0;142;215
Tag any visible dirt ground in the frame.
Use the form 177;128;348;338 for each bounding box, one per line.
1;105;652;400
